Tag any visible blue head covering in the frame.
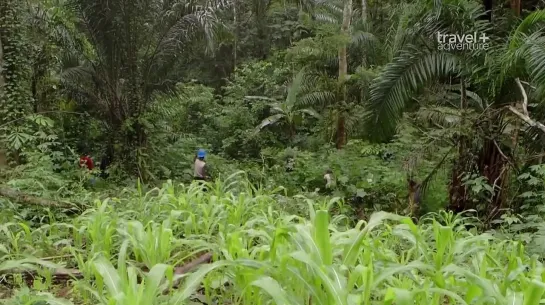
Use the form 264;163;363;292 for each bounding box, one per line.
197;149;206;158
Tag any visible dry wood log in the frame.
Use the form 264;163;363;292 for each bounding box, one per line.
174;252;213;275
0;187;76;209
172;252;213;289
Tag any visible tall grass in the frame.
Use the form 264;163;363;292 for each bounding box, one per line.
1;175;544;304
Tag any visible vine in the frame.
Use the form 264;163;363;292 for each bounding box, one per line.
0;0;34;162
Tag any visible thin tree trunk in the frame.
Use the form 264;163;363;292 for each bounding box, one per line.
506;0;522;209
0;30;4;90
0;149;6;168
507;0;521;201
234;0;237;67
336;0;352;149
31;73;38;112
361;0;367;21
0;32;5;152
448;79;469;212
338;0;351;94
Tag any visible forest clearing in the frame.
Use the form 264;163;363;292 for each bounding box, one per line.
3;0;545;303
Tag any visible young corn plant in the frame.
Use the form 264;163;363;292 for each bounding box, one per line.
1;287;74;305
82;240;232;305
121;219;180;269
80;241;174;305
76;199;119;260
2;178;545;305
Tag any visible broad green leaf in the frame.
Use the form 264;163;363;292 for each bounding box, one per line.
251;276;294;305
171;260;231;304
93;256;123;299
314;210;332;266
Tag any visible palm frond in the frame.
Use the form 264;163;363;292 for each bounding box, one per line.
415;106;462;128
255;113;285;132
444;84;485;110
509;10;545;50
298;91;335;108
500;11;545;86
351;66;378;92
350;31;378;48
314;13;338;24
521;35;545;99
365;46;461;141
244;96;278;103
286;68;307;107
344;110;363;137
120;0;227;94
60;57;94;86
298;108;322;119
383;2;421;60
312;0;343;17
270;103;286;114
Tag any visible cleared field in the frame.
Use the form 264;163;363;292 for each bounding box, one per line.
1;179;543;305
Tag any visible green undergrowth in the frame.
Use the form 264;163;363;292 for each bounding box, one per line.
1;176;545;305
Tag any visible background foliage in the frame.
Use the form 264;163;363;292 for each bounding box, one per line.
3;0;545;303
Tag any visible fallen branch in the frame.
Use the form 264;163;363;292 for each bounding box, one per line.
507;78;545;134
174;252;213;275
172;252;213;289
1;252;214;289
0;187;75;209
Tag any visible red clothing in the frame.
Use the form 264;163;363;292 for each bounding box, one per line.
79;156;94;170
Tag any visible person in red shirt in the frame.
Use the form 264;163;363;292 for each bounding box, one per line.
79;154;94;170
79;151;97;186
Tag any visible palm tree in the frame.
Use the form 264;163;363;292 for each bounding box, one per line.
23;0;83;113
60;0;227;175
250;68;330;143
289;0;380;148
364;0;545;216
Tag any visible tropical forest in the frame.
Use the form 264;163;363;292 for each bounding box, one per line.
2;0;545;303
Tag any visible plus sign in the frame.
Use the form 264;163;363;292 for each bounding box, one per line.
479;32;490;43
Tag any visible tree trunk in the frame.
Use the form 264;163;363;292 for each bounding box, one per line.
448;79;469;212
335;114;347;149
482;0;493;21
336;0;352;149
479;137;508;220
511;0;521;16
290;123;296;144
121;0;147;177
361;0;367;20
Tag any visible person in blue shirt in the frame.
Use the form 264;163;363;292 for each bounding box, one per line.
193;149;209;181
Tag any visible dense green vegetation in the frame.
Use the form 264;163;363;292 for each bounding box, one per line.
3;0;545;303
